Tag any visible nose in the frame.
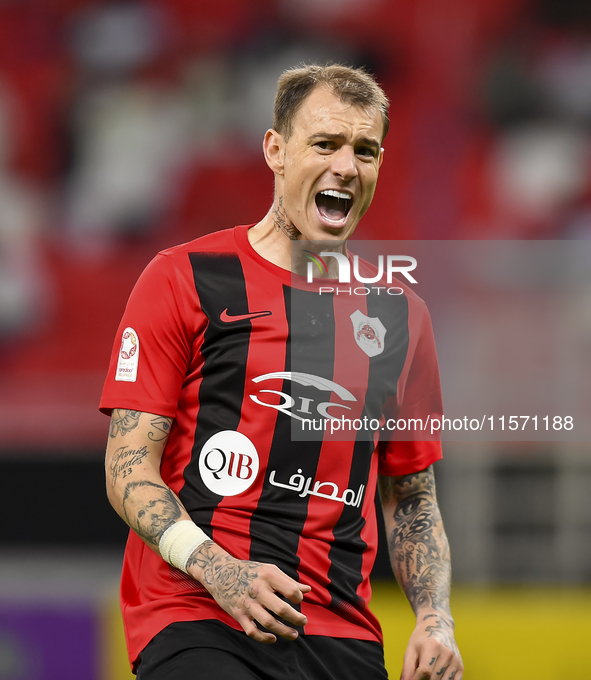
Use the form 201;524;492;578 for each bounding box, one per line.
331;145;358;182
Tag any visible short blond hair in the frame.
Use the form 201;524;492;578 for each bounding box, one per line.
273;64;390;141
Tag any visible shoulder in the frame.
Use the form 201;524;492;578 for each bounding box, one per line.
138;227;241;285
157;227;240;261
130;228;241;300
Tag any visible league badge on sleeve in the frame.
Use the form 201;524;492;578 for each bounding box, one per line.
350;310;387;357
116;327;139;382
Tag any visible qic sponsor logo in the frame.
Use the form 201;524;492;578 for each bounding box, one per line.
199;430;259;496
249;371;357;422
304;251;417;296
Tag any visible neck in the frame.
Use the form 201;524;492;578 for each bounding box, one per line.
248;197;348;277
247;207;296;272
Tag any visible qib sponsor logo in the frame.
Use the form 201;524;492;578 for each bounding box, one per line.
199;430;259;496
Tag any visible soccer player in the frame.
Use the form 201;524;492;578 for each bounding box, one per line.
101;64;463;680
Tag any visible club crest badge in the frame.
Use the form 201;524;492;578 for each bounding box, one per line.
350;310;387;358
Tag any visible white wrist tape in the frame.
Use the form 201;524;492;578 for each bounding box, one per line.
159;521;210;574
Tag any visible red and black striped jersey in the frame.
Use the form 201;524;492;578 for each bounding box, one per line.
100;225;443;669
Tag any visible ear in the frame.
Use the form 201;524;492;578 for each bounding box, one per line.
378;147;385;168
263;129;285;176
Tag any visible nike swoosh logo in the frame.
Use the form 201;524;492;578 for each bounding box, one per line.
220;308;272;323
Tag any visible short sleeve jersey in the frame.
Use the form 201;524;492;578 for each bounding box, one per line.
100;225;443;669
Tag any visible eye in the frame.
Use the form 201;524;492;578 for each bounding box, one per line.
315;140;334;151
356;146;376;158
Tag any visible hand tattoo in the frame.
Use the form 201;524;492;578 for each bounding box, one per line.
186;542;261;609
122;480;182;546
423;613;460;657
109;409;141;438
272;196;300;240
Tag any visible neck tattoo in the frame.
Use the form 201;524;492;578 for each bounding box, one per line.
273;196;300;240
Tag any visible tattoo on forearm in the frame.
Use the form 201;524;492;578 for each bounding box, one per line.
148;416;172;442
186;542;261;608
110;445;148;487
273;196;300;240
378;467;436;502
378;467;452;617
122;480;182;546
109;409;141;438
380;468;460;658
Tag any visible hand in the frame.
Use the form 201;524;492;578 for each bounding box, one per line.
186;541;311;644
400;611;463;680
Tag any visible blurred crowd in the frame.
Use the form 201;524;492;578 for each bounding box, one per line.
1;0;591;348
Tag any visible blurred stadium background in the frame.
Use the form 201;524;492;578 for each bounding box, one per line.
0;0;590;677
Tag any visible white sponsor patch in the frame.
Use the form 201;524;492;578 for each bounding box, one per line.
199;430;259;496
116;327;139;382
350;310;387;357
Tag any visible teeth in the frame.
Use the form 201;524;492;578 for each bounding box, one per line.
320;190;351;200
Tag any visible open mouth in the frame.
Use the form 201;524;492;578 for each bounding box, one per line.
315;189;352;224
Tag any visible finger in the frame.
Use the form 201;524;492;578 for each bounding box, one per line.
412;646;442;680
403;648;436;680
410;667;433;680
237;615;277;644
400;642;420;680
250;605;301;640
415;646;456;680
444;656;463;680
262;592;308;628
274;583;309;607
431;646;456;680
267;571;312;602
287;582;312;602
251;577;309;626
446;666;461;680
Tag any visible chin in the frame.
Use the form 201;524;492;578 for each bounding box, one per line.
308;217;356;242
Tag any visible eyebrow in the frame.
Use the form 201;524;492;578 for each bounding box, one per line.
307;132;381;152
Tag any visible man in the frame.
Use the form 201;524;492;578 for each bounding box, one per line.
101;64;463;680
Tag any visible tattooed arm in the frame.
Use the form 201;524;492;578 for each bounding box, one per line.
105;409;310;643
378;466;463;680
105;409;180;544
